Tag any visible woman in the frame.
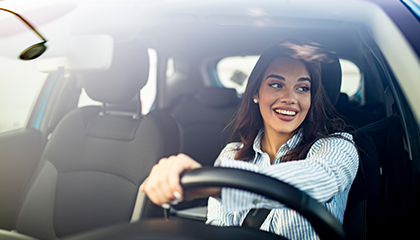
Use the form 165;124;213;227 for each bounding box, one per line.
140;40;359;240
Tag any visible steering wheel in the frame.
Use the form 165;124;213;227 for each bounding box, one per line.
63;168;347;240
182;167;346;240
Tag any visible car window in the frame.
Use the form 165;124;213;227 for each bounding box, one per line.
78;48;157;115
216;56;259;95
0;56;47;134
216;56;361;96
339;59;361;96
166;57;175;78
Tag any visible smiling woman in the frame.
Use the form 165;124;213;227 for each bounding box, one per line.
141;40;359;240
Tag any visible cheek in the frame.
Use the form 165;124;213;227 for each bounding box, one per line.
301;96;311;115
306;98;311;110
258;90;275;105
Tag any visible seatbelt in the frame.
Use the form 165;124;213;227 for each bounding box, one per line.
242;208;271;229
351;115;398;134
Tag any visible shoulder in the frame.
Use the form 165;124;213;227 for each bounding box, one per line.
315;132;354;144
309;132;357;156
213;142;243;166
330;132;353;140
219;142;243;158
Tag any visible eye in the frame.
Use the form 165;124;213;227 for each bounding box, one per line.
297;86;311;92
268;82;283;89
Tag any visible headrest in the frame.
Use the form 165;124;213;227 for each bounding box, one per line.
196;87;239;108
321;52;342;106
81;40;149;104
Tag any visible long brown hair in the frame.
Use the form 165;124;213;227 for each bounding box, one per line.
228;40;349;161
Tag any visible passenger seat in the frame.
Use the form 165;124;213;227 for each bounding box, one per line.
15;40;179;239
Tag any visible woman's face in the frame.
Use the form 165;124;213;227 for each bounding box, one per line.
254;58;311;139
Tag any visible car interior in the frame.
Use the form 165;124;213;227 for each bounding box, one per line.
0;1;419;239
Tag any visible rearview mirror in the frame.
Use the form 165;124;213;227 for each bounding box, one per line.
19;41;47;60
0;8;48;60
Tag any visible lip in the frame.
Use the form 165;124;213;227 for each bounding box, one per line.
273;107;299;122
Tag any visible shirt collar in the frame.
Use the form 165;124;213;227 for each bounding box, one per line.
253;128;303;155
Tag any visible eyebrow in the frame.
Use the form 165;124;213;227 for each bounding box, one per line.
266;74;311;82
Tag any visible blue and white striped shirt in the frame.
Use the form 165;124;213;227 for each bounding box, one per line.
206;129;359;240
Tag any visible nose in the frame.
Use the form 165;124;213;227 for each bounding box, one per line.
280;87;297;104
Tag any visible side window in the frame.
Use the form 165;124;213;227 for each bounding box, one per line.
217;56;259;95
0;57;47;134
216;56;361;96
78;48;157;115
140;48;157;114
339;59;361;96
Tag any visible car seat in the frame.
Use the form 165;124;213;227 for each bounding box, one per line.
332;77;383;239
168;87;240;166
14;40;179;239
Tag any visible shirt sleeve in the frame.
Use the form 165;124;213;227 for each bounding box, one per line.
217;133;359;212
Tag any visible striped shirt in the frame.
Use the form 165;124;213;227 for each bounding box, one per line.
206;129;359;240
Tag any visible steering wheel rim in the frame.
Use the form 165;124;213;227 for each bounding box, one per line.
180;167;347;240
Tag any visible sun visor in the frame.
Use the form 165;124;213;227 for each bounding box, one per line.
37;35;114;73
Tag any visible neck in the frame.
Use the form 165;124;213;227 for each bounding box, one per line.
260;128;294;164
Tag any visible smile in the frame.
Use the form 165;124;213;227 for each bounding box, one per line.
274;109;297;116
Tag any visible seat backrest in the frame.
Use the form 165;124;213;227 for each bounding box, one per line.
343;132;382;239
169;87;240;166
15;40;179;239
335;91;384;238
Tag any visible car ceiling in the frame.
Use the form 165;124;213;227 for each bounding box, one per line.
141;21;367;60
67;0;374;58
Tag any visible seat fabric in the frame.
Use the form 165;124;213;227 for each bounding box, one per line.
343;132;382;240
169;87;240;166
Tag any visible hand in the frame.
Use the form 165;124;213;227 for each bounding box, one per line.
140;153;202;208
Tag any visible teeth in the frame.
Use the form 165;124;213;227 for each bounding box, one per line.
275;109;296;116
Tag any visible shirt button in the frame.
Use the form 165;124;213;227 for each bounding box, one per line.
252;199;259;205
268;216;272;220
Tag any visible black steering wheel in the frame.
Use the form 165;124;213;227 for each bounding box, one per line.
182;167;347;240
63;168;347;240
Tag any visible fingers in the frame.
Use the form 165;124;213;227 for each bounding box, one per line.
140;153;202;207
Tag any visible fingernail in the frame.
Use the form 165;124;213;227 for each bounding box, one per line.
170;199;180;205
161;203;170;209
173;191;182;200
